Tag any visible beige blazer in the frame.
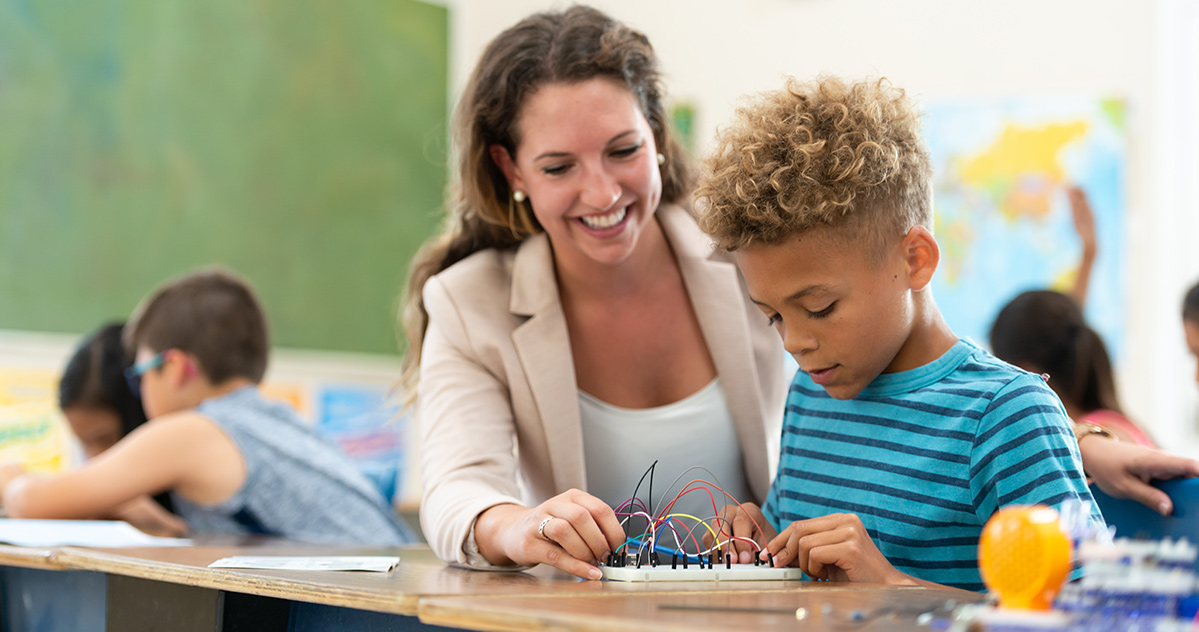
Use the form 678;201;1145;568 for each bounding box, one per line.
417;204;787;566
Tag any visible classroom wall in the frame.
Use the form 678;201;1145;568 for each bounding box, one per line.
445;0;1199;453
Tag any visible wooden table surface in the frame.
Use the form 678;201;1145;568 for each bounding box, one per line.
420;584;985;632
55;543;899;616
0;544;68;570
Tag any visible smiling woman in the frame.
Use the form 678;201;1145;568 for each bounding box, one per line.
399;5;787;580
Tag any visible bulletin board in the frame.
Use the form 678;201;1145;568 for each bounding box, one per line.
0;0;449;356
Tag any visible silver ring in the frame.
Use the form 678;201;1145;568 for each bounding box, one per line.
537;516;556;542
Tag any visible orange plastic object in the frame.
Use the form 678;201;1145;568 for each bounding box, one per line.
978;505;1073;610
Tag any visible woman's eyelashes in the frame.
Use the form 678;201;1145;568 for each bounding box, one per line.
537;143;643;176
766;313;782;327
611;142;642;158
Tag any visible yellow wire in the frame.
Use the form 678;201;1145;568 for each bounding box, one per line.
656;513;719;542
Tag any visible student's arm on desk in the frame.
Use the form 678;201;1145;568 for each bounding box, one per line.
1;412;243;521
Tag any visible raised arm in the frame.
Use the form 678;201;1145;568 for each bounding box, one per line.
1067;185;1098;307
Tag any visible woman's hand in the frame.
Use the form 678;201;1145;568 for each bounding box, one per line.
1079;434;1199;515
474;489;625;580
707;502;775;564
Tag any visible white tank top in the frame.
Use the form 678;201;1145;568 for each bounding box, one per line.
578;379;752;536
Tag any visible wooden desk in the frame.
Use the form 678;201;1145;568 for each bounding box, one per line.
1;541;986;631
0;543;66;570
57;543;886;614
420;585;984;632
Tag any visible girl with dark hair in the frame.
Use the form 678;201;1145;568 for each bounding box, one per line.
59;323;149;457
990;290;1155;447
57;323;186;536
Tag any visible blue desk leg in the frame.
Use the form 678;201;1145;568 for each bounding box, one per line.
288;603;460;632
106;575;292;631
0;567;107;632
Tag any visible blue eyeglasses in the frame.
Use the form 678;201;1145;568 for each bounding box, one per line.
124;351;167;395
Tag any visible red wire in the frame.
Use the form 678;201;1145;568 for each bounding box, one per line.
653;479;773;557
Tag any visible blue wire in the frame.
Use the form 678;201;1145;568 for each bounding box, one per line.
617;536;703;564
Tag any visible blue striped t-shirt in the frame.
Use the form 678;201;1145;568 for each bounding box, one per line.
762;339;1103;591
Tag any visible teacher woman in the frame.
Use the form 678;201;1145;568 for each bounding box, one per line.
400;6;787;579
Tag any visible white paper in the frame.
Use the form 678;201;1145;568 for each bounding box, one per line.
0;519;193;547
208;555;400;572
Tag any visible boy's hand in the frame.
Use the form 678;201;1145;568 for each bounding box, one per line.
706;502;776;564
762;513;916;585
110;495;188;538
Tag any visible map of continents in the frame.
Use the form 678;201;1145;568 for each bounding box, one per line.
924;98;1127;359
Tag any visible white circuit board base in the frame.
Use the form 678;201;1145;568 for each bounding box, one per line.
599;564;803;582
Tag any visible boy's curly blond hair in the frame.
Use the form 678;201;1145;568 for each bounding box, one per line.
695;76;932;255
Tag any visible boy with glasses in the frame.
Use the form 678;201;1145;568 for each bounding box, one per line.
1;268;413;545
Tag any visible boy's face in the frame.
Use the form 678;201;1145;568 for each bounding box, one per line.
134;346;183;419
1185;319;1199;386
735;224;932;400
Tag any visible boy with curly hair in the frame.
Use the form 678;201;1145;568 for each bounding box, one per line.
695;76;1102;591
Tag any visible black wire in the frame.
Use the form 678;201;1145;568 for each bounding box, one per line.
647;461;656;521
623;460;659;544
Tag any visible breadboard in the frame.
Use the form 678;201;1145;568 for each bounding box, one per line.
600;565;803;582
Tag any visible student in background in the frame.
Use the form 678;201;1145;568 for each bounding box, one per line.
990;290;1156;447
1;268;414;546
696;75;1102;591
1185;281;1199;385
58;322;186;536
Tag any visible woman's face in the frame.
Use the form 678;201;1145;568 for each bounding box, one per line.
63;406;123;459
1185;318;1199;385
491;78;662;271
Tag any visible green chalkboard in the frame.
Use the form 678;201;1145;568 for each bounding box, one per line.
0;0;448;355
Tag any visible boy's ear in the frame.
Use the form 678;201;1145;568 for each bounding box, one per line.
165;350;199;384
488;144;525;194
901;225;940;292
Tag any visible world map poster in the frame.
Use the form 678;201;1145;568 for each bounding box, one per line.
924;97;1127;359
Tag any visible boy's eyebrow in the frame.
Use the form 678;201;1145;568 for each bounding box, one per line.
533;130;639;161
750;285;835;307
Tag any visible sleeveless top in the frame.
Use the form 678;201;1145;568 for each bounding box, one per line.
1079;409;1157;447
579;379;752;526
171;387;414;545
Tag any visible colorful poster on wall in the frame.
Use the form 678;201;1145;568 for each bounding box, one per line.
0;368;76;473
315;384;404;503
259;382;311;419
924;97;1127;358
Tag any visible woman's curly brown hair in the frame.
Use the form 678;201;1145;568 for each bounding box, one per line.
695;76;932;255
